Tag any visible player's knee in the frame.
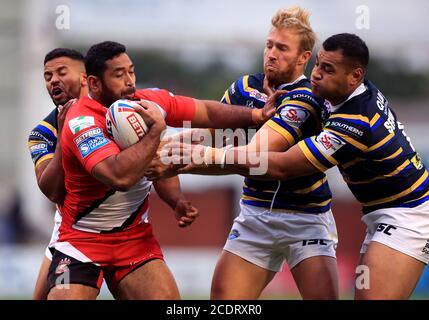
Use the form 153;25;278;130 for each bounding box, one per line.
210;280;229;299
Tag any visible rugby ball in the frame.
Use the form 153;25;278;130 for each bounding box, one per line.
106;99;148;149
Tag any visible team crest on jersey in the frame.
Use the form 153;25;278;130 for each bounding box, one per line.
315;130;345;156
279;107;310;128
228;229;240;240
411;154;424;170
68;116;95;134
55;258;71;275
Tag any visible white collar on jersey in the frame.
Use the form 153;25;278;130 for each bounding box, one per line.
275;74;307;91
87;93;94;100
325;82;367;113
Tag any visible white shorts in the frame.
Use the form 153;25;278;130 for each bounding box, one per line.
360;200;429;264
44;210;62;260
223;203;338;272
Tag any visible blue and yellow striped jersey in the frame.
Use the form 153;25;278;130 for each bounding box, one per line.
28;108;58;168
298;79;429;214
222;73;332;213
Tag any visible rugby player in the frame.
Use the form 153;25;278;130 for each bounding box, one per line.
29;48;198;300
169;33;429;299
209;7;338;300
28;48;86;299
47;41;277;300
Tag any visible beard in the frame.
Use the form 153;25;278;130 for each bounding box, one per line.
99;82;136;107
265;69;296;88
264;57;300;88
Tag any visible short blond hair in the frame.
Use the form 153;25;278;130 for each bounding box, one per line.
271;6;316;52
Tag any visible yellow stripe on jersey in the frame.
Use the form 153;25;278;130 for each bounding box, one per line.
365;132;395;153
27;140;44;148
369;113;381;127
291;87;312;93
278;99;317;119
374;147;403;162
243;182;256;191
223;90;231;104
35;153;54;168
306;198;332;207
345;159;411;185
241;195;272;203
297;140;330;172
40;120;58;137
362;170;429;207
243;183;275;194
329;114;370;124
293;176;328;194
266;120;296;145
404;189;429;204
324;128;367;151
242;75;253;93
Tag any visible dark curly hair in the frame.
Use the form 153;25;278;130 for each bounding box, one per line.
85;41;126;78
323;33;369;70
44;48;84;65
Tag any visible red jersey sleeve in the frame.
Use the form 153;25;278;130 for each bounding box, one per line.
64;113;120;173
135;89;196;127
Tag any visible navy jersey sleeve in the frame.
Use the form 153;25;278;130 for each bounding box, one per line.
221;76;246;105
28;108;58;168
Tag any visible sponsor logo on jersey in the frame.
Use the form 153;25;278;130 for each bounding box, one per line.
279;107;310;127
290;93;318;106
30;143;48;155
230;84;236;95
55;258;71;275
325;121;364;137
68;116;95;134
315;130;345;156
30;131;55;146
249;90;268;103
228;229;240;240
75;128;109;158
74;128;103;145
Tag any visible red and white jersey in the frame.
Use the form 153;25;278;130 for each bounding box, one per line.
58;89;196;237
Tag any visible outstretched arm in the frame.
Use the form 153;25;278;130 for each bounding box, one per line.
221;144;320;180
162;141;320;181
191;98;276;129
